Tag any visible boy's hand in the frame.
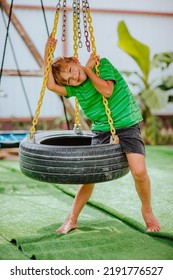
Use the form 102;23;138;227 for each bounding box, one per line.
85;53;100;70
45;33;58;52
44;34;57;67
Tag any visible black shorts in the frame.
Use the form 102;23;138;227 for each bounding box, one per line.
92;123;145;155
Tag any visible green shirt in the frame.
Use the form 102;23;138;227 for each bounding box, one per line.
65;58;143;131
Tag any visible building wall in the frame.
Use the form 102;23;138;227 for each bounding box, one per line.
0;0;173;119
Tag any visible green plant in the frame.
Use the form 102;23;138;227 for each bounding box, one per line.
117;21;173;144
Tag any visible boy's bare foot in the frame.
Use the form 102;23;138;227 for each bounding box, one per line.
142;207;160;232
56;218;78;234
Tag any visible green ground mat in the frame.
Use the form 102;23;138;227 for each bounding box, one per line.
0;146;173;260
0;235;29;260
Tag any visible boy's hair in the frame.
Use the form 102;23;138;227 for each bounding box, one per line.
51;57;73;86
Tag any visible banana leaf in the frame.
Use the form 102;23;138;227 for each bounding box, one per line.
152;52;173;68
146;115;162;145
158;76;173;90
117;21;150;82
140;88;168;110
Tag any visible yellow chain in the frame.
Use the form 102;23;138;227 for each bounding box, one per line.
73;13;81;128
86;10;116;142
30;10;60;139
73;14;78;59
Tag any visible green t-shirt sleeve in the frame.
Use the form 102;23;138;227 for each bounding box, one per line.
65;85;77;98
99;58;116;82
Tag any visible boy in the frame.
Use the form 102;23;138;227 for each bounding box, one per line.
44;34;160;234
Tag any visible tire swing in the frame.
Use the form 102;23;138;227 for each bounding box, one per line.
19;0;129;184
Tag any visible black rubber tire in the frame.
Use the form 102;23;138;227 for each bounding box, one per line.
19;130;129;184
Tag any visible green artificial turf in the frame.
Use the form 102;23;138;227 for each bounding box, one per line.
0;146;173;260
0;235;29;260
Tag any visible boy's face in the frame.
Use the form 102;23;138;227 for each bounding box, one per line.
60;61;87;86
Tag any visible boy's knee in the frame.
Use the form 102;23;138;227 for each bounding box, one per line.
131;168;148;183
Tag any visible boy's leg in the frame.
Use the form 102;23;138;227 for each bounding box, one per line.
126;153;160;232
56;183;95;233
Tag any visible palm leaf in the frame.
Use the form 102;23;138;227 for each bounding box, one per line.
146;115;162;145
117;21;150;82
158;76;173;90
141;88;168;110
152;52;173;68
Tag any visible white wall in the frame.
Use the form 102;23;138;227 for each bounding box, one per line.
0;0;173;118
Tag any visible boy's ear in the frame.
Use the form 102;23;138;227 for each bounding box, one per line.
71;57;79;63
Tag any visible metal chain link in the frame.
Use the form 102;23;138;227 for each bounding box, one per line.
85;2;117;143
82;0;90;52
76;0;83;48
73;0;78;58
72;0;82;131
30;1;61;139
61;0;67;41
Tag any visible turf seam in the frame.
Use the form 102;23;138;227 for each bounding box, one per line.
0;233;31;260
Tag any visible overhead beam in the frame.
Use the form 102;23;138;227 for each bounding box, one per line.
0;0;43;68
12;4;173;17
2;69;43;77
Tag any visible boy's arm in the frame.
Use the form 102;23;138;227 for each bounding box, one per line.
47;69;67;97
44;34;67;97
84;54;114;98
